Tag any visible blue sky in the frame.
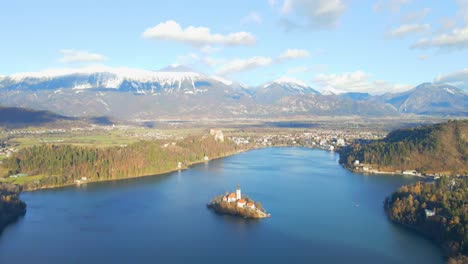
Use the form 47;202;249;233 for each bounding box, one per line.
1;0;467;93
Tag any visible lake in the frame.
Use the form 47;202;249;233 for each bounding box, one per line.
0;147;444;264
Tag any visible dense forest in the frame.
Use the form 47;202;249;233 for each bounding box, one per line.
385;177;467;260
2;135;239;190
0;183;26;233
340;120;468;175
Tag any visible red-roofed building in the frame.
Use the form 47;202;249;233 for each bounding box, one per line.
227;192;237;202
237;199;246;208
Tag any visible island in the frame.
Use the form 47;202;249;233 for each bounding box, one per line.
207;185;270;219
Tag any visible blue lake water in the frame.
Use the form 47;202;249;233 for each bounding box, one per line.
0;147;444;263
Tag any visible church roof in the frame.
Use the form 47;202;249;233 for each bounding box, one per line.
228;193;236;198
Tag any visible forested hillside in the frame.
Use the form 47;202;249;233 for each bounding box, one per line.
340;120;468;175
385;177;467;260
2;135;239;190
0;183;26;233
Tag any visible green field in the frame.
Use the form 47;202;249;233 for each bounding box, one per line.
5;174;45;185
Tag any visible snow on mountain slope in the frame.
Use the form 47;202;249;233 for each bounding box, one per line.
262;77;320;95
0;66;210;92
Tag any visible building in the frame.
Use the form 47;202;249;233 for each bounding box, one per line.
354;160;360;165
236;185;241;200
237;199;246;208
246;202;255;209
227;193;237;202
425;209;436;217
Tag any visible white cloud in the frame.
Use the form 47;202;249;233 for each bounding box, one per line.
374;0;413;13
200;45;222;54
411;26;468;50
202;56;226;67
268;0;278;8
386;23;430;38
401;8;431;23
312;71;412;94
279;0;346;30
215;48;310;75
216;57;273;75
59;49;106;63
434;68;468;90
278;49;310;60
142;20;256;46
286;66;310;74
241;12;262;25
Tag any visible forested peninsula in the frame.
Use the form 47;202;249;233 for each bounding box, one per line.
0;183;26;233
1;135;241;191
385;177;467;262
340;120;467;176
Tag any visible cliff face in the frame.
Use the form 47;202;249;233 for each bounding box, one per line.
340;120;468;175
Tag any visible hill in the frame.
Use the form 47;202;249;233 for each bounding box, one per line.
385;177;467;259
340;120;468;175
0;183;26;233
0;106;74;128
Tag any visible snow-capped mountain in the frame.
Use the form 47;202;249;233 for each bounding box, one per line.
262;77;320;94
0;66;224;95
254;77;320;104
374;83;467;116
0;67;465;118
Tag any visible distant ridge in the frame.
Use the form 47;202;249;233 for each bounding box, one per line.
0;67;466;118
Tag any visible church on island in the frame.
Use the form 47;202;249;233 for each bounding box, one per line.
208;185;269;219
222;185;256;209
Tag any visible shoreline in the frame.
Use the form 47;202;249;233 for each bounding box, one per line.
383;201;453;259
22;145;437;192
22;147;258;192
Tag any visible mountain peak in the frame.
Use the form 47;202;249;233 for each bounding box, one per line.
271;76;308;87
412;82;466;95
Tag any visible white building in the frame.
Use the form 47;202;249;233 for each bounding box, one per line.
227;193;237;202
236;185;241;200
237;199;246;208
425;209;436;217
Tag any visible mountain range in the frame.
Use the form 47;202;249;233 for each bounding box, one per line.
0;66;466;119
